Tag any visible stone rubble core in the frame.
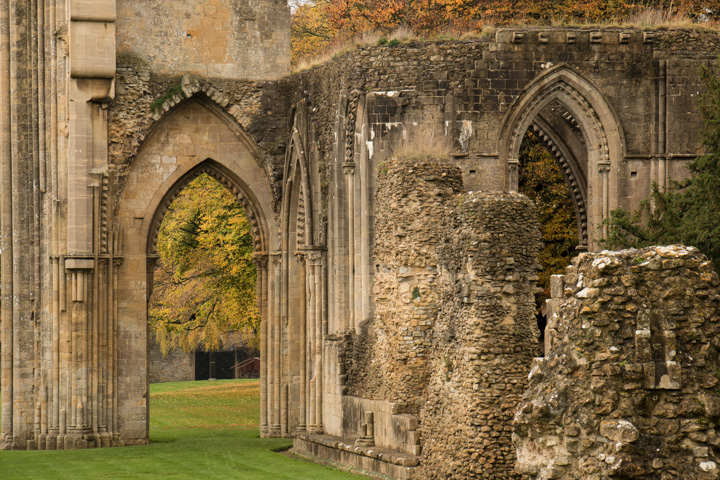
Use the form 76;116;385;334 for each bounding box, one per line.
514;246;720;480
292;156;542;479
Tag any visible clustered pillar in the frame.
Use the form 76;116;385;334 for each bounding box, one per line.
1;0;123;450
304;249;325;434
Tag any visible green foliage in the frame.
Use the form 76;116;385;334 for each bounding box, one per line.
150;174;258;354
377;36;388;45
411;286;421;300
387;38;400;47
150;84;186;114
601;62;720;272
519;131;579;310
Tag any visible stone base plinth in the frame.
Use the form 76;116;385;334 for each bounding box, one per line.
293;433;420;480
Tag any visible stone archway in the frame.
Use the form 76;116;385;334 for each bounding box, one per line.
499;66;626;249
113;95;279;444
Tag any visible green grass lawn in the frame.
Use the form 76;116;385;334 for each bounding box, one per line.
0;379;366;480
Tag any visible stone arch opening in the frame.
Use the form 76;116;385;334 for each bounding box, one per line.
499;66;626;250
145;159;270;258
113;96;278;444
147;172;260;381
518;126;580;353
528;110;588;248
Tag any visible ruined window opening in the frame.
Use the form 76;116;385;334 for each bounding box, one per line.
518;129;579;354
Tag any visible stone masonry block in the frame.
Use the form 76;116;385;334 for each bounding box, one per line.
71;0;116;21
549;274;564;298
70;21;116;78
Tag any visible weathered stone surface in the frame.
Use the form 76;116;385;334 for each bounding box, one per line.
334;157;541;479
147;335;194;384
116;0;290;80
514;246;720;480
4;5;720;480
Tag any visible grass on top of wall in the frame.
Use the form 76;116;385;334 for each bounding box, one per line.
0;379;366;480
292;12;720;73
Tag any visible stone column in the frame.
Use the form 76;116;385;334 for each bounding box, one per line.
0;0;14;449
59;0;116;450
508;158;520;192
343;162;355;332
1;0;45;450
599;163;610;240
253;253;269;436
268;252;282;437
294;251;307;433
304;248;326;434
656;59;668;190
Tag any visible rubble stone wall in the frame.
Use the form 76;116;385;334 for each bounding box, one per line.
514;246;720;480
342;157;541;479
418;190;542;479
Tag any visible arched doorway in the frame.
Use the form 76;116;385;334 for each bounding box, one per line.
114;96;278;444
517;125;580;351
147;172;259;381
500;67;627;353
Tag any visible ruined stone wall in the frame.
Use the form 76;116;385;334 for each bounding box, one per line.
116;0;290;80
147;336;194;384
345;158;464;409
514;246;720;480
286;27;719;199
340;157;541;479
418;190;541;479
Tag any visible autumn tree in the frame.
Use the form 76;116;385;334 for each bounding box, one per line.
149;174;259;354
519;131;579;312
291;0;338;65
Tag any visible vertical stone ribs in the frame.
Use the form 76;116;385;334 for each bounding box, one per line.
1;0;123;450
1;0;42;450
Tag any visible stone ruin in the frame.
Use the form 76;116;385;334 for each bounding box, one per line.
3;1;720;478
515;246;720;480
293;159;720;480
295;156;542;479
294;159;720;480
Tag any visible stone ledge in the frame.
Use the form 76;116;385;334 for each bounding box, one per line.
293;433;421;480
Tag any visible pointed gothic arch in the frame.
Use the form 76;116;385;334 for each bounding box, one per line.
499;66;626;249
273;99;326;436
528;116;589;247
112;94;280;443
143;159;271;257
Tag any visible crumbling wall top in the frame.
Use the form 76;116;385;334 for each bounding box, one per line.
515;245;720;480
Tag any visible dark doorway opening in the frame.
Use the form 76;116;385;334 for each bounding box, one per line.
194;346;260;380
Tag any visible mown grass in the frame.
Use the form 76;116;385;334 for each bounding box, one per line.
0;379;366;480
